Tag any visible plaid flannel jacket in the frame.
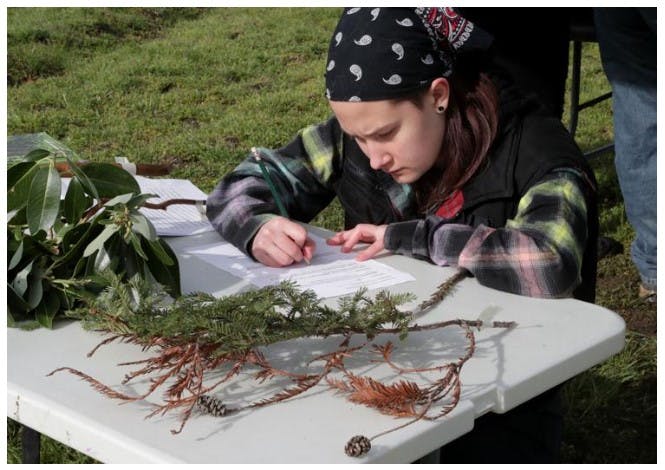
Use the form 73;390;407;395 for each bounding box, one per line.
207;116;594;299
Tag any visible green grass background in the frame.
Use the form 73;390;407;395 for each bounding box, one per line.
6;7;656;464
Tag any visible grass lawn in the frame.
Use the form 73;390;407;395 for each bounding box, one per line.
6;7;656;464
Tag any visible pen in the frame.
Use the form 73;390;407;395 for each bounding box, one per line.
252;147;310;264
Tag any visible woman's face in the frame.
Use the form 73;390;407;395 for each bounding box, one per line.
330;95;446;184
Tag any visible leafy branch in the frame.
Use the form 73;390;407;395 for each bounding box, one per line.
49;270;516;457
7;147;181;328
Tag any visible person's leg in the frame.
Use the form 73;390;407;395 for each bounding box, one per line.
439;386;563;463
594;8;657;297
613;80;657;296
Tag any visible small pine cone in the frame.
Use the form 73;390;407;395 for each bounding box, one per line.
345;435;371;457
196;394;228;417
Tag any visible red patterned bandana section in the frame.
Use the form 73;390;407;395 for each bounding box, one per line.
418;8;473;50
417;7;493;56
435;188;464;219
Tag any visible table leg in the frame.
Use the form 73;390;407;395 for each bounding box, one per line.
21;425;41;464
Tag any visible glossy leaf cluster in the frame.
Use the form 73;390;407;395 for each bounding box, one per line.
7;149;181;328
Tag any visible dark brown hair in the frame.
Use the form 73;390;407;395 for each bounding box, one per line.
406;60;499;214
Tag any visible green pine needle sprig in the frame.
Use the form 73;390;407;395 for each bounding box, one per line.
69;271;416;354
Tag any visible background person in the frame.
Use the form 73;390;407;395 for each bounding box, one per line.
594;7;657;302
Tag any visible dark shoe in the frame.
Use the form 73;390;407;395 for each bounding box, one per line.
597;236;623;260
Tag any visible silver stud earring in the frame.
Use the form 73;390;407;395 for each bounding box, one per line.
437;105;446;114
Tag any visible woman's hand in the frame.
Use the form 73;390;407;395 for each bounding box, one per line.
326;224;388;261
251;217;315;267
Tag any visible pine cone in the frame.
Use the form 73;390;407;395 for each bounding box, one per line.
196;394;228;417
345;435;371;457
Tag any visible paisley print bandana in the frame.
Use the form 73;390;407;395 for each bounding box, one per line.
325;7;493;102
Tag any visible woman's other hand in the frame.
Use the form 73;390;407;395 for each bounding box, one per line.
327;224;388;261
251;217;315;267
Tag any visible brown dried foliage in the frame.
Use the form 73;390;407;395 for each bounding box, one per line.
48;318;514;446
48;270;516;454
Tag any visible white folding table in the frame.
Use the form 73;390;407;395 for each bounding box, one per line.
6;229;625;463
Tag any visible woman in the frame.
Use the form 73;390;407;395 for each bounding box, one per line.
207;7;597;303
207;9;597;462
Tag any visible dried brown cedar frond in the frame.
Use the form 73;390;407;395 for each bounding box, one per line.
427;374;462;420
245;373;326;411
307;342;368;369
46;367;137;401
371;341;394;362
326;376;355;394
86;334;126;357
417;268;469;313
50;274;520;454
335;372;427;417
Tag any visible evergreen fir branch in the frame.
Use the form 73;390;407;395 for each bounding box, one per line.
73;274;418;354
50;269;517;455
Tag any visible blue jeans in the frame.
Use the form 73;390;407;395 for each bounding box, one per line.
594;8;657;291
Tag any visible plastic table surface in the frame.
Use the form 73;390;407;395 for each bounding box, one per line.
6;229;625;463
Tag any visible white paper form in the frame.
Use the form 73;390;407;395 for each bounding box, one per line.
134;176;214;237
184;234;415;298
60;176;214;237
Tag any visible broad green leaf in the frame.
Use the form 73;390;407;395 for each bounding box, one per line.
83;224;118;258
143;238;181;297
64;177;92;224
57;222;100;269
7;206;27;226
104;193;134;207
8;161;36;188
12;261;33;297
7;161;38;212
52;218;65;234
26;161;62;235
91;242;136;281
26;273;44;310
35;288;60;329
55;221;75;240
23;148;51;162
100;234;123;274
93;242;113;272
31;229;48;242
8;237;52;275
119;243;142;279
8;240;24;271
62;223;95;251
80;163;140;198
73;256;88;278
7;282;31;319
130;213;157;241
65;155;99;200
127;193;158;210
56;288;75;311
145;237;174;266
128;232;149;260
7;233;20;252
